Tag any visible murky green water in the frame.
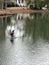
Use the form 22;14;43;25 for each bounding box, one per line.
0;13;49;65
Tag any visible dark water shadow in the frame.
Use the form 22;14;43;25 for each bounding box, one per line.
10;38;14;43
10;36;15;44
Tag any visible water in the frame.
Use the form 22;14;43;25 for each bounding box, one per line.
0;13;49;65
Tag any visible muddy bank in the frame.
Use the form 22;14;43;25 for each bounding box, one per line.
0;7;49;16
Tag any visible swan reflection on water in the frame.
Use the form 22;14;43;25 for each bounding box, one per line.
5;24;25;43
5;13;28;43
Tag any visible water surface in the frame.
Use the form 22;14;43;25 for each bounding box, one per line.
0;13;49;65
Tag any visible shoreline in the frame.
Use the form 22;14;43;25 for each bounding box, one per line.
0;7;49;16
